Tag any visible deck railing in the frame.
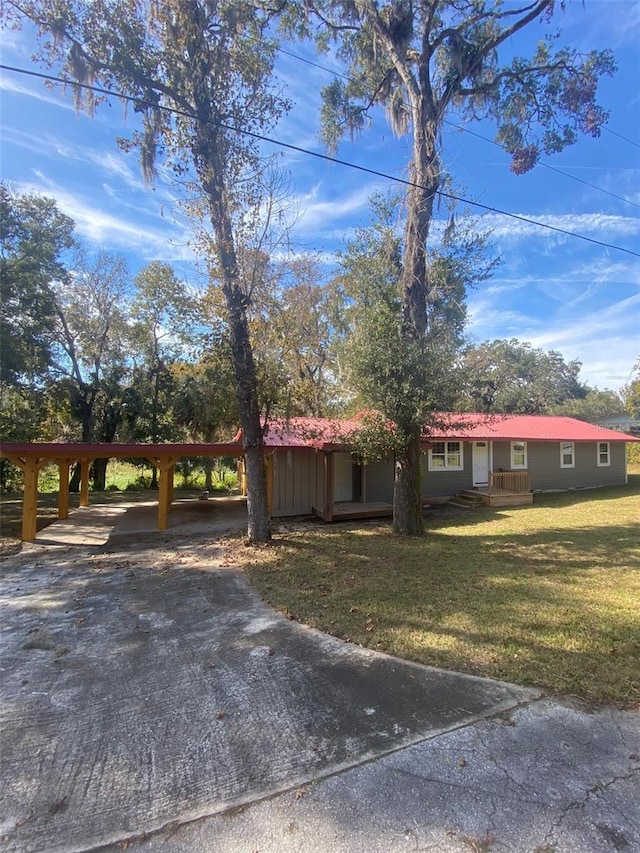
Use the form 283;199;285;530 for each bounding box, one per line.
489;470;531;495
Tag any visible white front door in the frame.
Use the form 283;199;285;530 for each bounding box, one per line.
472;442;490;487
334;453;353;502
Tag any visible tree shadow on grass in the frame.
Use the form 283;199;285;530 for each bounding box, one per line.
245;518;640;706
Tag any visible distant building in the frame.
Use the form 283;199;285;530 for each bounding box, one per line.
594;412;640;435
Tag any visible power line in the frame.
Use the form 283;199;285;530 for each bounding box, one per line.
2;62;639;260
275;44;640;210
441;120;640;210
601;126;640;150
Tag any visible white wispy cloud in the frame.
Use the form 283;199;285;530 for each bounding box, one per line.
16;176;195;263
479;211;639;241
294;183;381;233
567;0;640;50
1;125;134;182
530;293;640;350
527;293;640;389
468;283;640;389
565;257;640;286
0;73;78;111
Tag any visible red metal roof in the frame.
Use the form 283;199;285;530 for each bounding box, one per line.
258;413;638;449
4;414;634;461
261;417;362;450
425;413;638;443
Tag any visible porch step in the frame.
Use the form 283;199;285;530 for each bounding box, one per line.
449;490;484;509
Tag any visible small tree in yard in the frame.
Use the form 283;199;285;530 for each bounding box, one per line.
286;0;615;534
334;194;496;516
6;1;290;542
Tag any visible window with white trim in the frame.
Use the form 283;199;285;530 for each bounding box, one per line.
428;441;463;471
560;442;575;468
510;441;527;469
597;442;610;467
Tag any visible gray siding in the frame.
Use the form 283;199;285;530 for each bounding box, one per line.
523;441;626;490
421;440;628;498
272;448;324;516
421;445;473;498
492;440;627;490
272;439;628;516
364;458;394;502
492;442;511;472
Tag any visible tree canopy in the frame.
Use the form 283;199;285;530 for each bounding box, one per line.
459;338;587;414
281;0;615;534
9;0;293;540
0;184;76;386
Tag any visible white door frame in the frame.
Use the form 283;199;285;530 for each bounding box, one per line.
472;441;491;487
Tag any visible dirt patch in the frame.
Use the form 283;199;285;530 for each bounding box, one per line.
0;538;22;559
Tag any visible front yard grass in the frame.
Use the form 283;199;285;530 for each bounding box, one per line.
239;476;640;708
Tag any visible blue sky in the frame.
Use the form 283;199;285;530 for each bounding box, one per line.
1;1;639;393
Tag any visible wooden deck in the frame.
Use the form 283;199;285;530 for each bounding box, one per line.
452;484;534;509
477;491;533;507
313;501;393;521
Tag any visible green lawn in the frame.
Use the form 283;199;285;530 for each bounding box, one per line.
238;475;640;708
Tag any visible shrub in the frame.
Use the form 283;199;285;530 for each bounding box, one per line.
628;443;640;464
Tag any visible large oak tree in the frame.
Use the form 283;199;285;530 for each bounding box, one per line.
8;0;290;541
289;0;615;533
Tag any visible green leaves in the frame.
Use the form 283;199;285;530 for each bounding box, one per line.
0;185;75;386
459;339;588;415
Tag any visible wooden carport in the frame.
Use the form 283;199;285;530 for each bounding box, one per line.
0;441;243;541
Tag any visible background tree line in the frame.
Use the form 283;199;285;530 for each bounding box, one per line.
3;180;636;489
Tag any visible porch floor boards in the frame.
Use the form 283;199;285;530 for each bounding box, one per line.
313;501;393;521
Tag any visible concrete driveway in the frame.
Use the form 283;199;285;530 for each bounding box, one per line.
1;500;638;852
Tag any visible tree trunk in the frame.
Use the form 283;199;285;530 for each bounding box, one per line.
204;457;213;491
243;443;270;541
195;137;271;542
393;435;424;536
69;462;81;493
92;458;108;491
392;91;440;535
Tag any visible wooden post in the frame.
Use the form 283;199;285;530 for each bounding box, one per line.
57;458;71;520
323;452;334;522
265;452;273;517
22;457;40;542
158;464;170;531
168;464;175;508
237;458;247;496
6;454;46;542
148;456;178;531
80;459;91;507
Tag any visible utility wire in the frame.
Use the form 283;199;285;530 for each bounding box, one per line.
601;126;640;150
441;120;640;210
2;62;639;259
276;45;640;210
